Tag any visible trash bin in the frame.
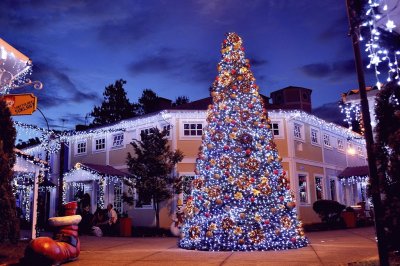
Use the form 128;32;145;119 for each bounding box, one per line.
341;211;356;228
119;217;132;237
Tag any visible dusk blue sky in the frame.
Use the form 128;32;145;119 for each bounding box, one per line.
1;0;377;133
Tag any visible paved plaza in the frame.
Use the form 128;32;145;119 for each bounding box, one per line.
68;227;378;266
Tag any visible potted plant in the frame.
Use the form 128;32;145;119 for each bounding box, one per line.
342;206;357;228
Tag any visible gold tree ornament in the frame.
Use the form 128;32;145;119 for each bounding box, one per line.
208;223;217;231
249;229;265;244
281;216;292;229
189;226;201;239
221;217;234;230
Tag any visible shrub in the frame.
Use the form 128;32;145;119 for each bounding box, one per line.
313;200;345;224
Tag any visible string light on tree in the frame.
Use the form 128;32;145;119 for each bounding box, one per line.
179;33;308;251
361;0;400;86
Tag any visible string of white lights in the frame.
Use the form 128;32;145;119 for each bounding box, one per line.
361;0;399;87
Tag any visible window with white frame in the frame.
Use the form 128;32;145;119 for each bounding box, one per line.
315;176;323;200
298;174;308;203
94;137;105;151
293;123;303;140
134;188;153;209
323;133;331;148
112;133;124;148
163;125;171;137
337;138;344;151
310;128;320;145
76;140;87;154
183;122;203;136
271;122;280;136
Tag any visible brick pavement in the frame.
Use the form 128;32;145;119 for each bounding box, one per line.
67;227;378;266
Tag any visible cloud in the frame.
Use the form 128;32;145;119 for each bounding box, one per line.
300;63;332;78
312;101;346;126
299;59;355;80
14;60;101;109
249;58;268;67
127;47;215;83
318;14;348;42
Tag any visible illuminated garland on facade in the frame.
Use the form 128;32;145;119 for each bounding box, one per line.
98;177;105;209
63;163;127;207
62;179;67;204
339;175;369;186
15;149;49;169
22;185;32;221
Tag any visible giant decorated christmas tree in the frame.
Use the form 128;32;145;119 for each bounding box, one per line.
179;33;308;251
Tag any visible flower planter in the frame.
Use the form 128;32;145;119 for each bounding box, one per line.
341;211;356;228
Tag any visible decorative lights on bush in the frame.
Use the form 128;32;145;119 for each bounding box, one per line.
179;33;308;251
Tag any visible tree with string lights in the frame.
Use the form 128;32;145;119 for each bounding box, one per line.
179;33;308;251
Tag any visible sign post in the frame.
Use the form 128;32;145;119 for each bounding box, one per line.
0;93;37;115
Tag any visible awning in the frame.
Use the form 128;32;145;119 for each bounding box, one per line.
64;162;129;183
338;165;369;179
39;178;56;188
78;163;129;178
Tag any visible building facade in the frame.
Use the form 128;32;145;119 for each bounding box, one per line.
60;107;366;227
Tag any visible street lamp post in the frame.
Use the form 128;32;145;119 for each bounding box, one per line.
345;0;389;265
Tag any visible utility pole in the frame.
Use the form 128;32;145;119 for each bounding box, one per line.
345;0;389;265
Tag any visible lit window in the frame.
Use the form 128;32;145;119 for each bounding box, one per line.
95;138;105;151
347;143;356;155
315;176;323;200
294;123;302;139
112;133;124;148
77;140;87;154
184;123;203;136
298;174;308;203
311;129;319;145
337;139;344;151
323;134;331;147
271;123;280;136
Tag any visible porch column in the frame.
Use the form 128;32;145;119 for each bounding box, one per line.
31;168;39;239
